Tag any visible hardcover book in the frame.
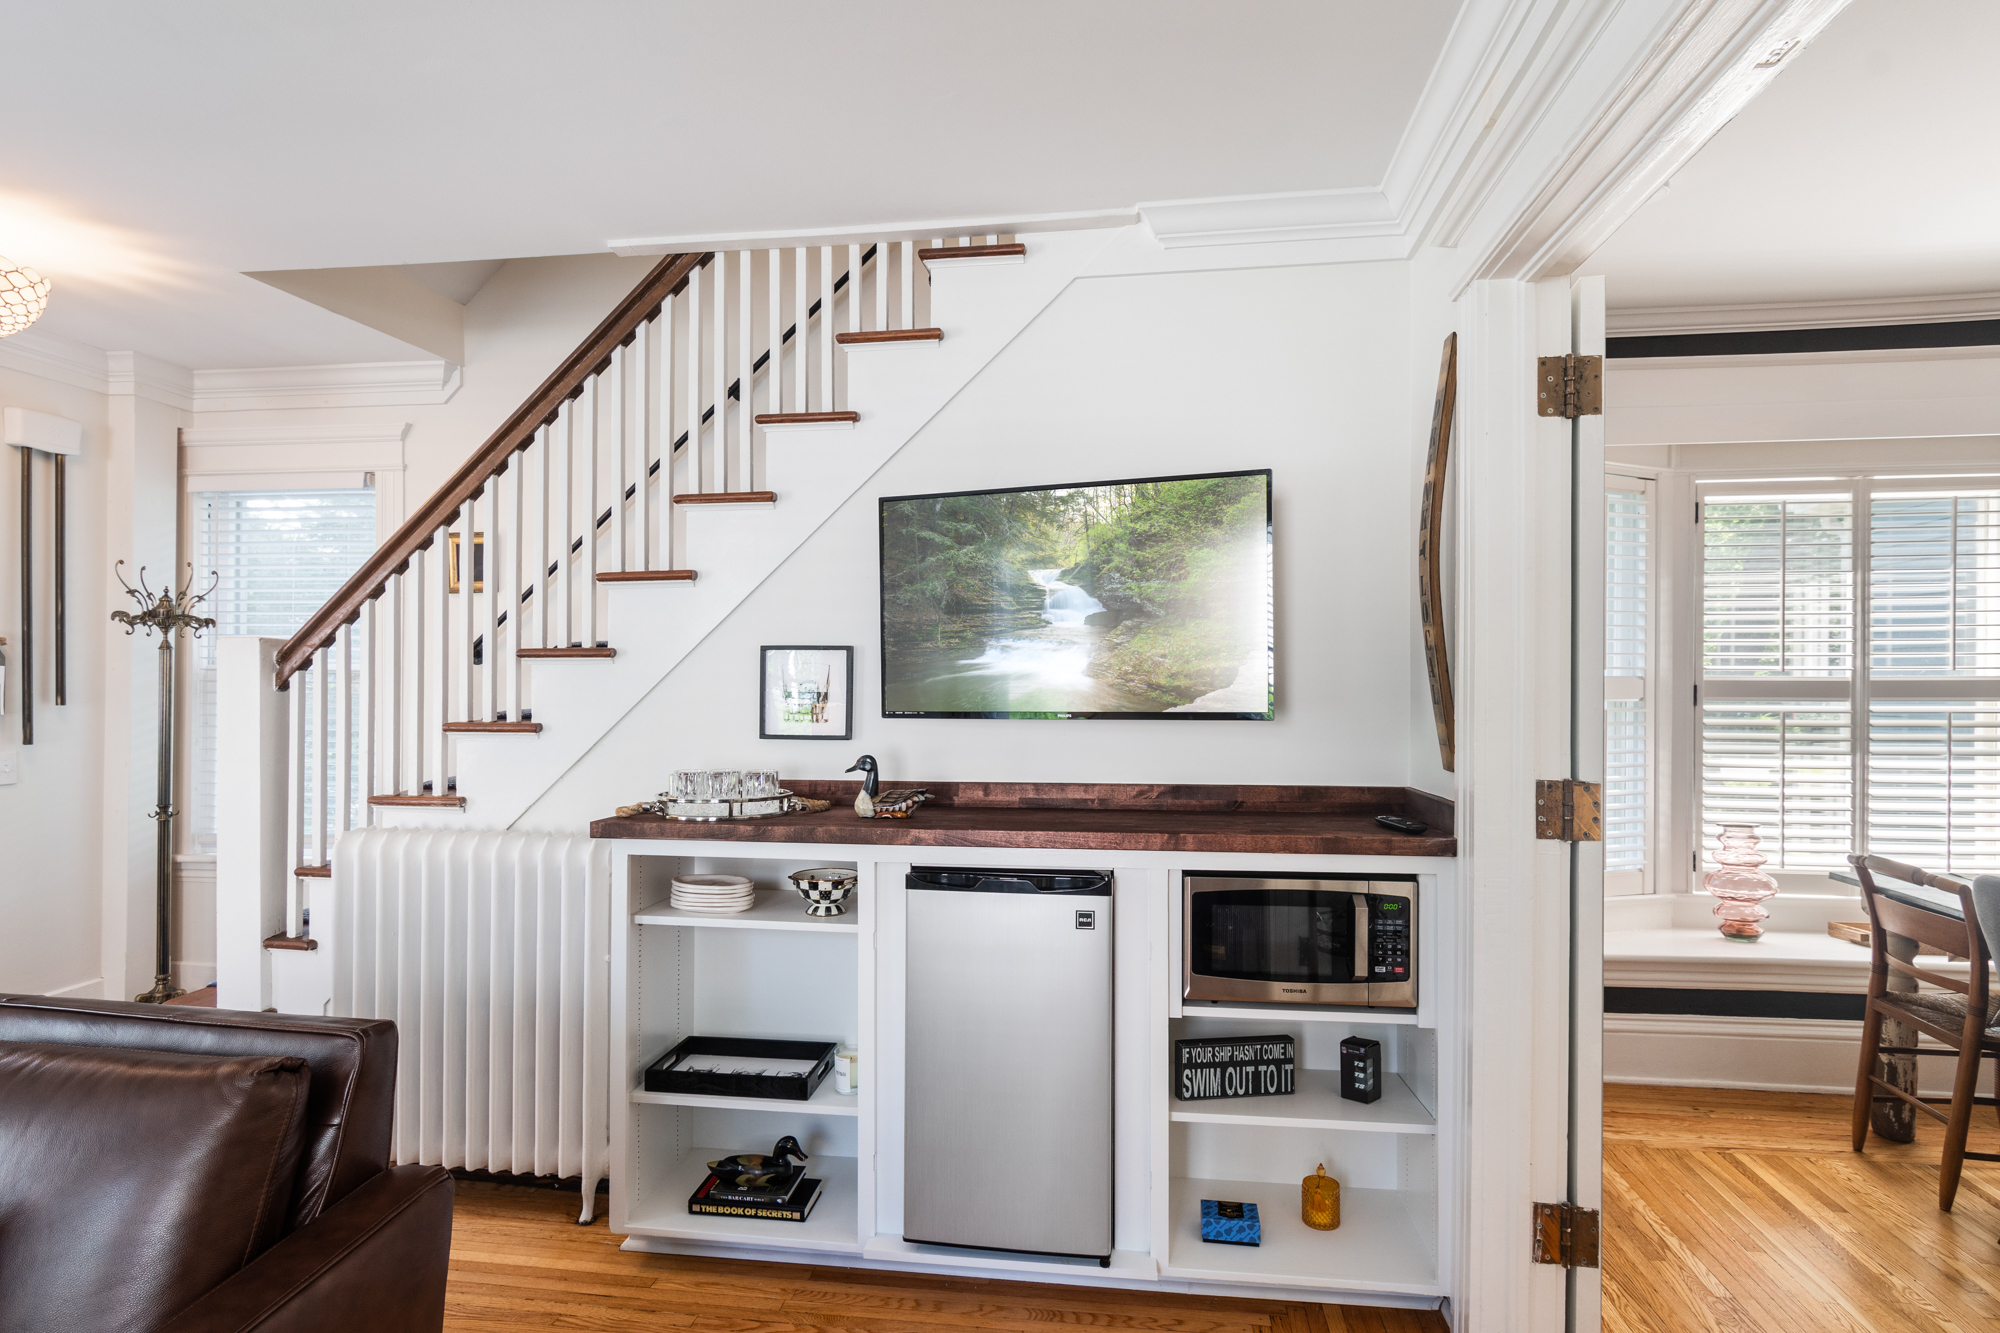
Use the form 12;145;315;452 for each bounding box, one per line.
1200;1199;1261;1246
694;1167;809;1207
689;1175;824;1222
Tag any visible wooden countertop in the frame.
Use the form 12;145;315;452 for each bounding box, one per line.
590;782;1455;857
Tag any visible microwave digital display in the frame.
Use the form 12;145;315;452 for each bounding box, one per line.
1183;875;1416;1010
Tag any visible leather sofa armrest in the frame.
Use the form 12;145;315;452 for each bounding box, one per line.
157;1165;454;1333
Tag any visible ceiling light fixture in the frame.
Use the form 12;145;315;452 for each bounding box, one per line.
0;257;51;337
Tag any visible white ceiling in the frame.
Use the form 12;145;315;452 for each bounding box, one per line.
0;0;1460;370
1582;0;2000;319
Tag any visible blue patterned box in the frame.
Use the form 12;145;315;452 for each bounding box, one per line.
1199;1199;1261;1246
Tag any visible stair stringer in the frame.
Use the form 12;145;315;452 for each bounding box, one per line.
375;227;1124;832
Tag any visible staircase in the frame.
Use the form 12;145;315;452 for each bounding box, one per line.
221;228;1121;967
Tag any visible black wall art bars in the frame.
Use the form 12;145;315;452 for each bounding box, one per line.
5;408;83;745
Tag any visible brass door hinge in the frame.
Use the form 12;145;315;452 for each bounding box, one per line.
1532;1201;1601;1268
1536;354;1603;418
1535;779;1602;841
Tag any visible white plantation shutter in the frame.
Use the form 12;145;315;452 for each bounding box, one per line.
1698;493;1856;870
191;489;377;852
1694;482;2000;879
1605;480;1651;891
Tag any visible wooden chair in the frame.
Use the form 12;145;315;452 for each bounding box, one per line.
1849;853;2000;1210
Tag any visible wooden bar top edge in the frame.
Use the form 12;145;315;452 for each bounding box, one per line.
589;782;1454;855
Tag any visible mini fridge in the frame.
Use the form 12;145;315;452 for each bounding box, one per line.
904;867;1114;1262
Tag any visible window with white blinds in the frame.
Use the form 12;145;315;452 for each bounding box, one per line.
1605;480;1651;891
1696;482;2000;878
190;488;376;853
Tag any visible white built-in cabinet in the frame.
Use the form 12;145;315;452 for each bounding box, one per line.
607;838;1458;1307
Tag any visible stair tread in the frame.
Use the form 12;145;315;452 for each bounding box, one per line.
673;491;775;505
263;934;319;952
755;411;859;425
596;569;697;583
369;794;465;808
835;328;941;345
442;721;543;734
918;243;1025;261
517;646;618;657
293;864;332;878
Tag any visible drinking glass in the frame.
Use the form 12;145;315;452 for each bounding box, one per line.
746;770;780;798
708;770;742;801
671;771;702;802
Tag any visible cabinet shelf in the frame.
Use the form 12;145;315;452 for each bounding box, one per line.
1178;1001;1421;1027
1169;1069;1435;1134
625;1147;860;1252
631;1081;860;1117
634;888;860;933
1163;1176;1438;1295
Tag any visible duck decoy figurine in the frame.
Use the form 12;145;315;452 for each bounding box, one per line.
845;754;932;820
706;1135;808;1189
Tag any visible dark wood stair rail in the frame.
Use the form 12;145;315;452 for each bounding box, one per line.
281;242;919;688
274;250;710;689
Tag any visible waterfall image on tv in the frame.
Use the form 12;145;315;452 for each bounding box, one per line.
879;469;1272;719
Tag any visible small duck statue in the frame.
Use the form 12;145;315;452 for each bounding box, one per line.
845;754;932;820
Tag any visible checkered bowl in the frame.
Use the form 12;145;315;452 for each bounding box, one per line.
788;868;857;917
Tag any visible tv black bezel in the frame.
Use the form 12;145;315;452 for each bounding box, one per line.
877;467;1273;721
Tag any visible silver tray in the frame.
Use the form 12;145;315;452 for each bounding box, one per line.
657;790;798;822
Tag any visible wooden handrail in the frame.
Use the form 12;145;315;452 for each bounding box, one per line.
274;251;709;687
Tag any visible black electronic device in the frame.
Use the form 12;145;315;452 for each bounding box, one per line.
1183;873;1417;1009
1339;1036;1382;1104
1374;814;1428;835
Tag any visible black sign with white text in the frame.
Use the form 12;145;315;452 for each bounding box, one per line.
1173;1033;1296;1101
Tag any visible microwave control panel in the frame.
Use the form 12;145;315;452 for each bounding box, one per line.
1368;895;1412;982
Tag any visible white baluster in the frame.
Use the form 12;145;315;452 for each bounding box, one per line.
410;551;426;794
363;599;377;820
737;249;752;490
900;240;915;331
430;525;449;792
875;240;889;334
767;248;783;416
580;378;598;650
533;426;550;649
609;342;626;574
315;643;331;867
711;253;728;493
793;248;809;416
460;498;476;723
686;263;705;494
818;246;834;415
556;402;574;648
336;624;353;837
389;572;405;795
632;318;651;570
287;671;305;921
657;298;675;568
505;459;523;722
483;480;500;722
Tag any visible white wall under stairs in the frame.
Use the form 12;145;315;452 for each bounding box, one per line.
376;231;1122;832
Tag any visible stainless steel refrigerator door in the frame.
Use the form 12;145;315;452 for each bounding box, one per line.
904;888;1113;1257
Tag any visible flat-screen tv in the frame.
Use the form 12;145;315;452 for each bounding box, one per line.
879;469;1272;719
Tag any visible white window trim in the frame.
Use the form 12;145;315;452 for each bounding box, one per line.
1605;470;1658;897
177;425;406;856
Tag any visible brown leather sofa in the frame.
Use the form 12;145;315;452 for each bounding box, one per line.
0;994;453;1333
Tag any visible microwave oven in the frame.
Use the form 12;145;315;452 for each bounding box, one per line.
1183;873;1415;1009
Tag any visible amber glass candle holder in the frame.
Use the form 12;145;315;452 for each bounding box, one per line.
1302;1163;1340;1231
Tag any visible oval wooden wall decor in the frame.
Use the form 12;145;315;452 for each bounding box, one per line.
1418;332;1457;771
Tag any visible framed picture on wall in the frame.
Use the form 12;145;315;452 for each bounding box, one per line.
760;646;854;740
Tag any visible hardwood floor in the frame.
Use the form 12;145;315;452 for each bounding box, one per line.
444;1188;1447;1332
442;1084;1997;1332
1605;1083;2000;1333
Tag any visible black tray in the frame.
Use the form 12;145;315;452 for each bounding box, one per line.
643;1036;838;1101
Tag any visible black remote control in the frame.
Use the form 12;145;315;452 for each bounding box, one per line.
1375;815;1429;835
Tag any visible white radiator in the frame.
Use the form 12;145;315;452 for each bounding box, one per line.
329;828;613;1221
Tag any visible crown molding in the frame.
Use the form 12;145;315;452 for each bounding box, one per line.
0;329;117;395
607;208;1135;257
1609;291;2000;336
106;350;196;410
1135;186;1401;249
190;359;460;412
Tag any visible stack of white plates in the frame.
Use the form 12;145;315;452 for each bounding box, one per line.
670;874;756;914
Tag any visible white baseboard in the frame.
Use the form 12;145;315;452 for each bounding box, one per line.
1606;1013;1993;1098
40;976;107;1000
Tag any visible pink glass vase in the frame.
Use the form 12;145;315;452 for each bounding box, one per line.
1703;824;1779;941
